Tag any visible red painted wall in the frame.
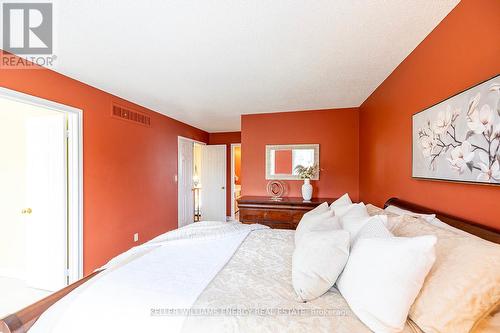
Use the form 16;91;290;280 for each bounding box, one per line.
0;52;209;274
241;109;359;200
359;0;500;230
208;132;241;216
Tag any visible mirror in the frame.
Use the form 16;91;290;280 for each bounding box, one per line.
266;144;319;180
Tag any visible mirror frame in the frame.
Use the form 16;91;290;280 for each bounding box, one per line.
265;144;320;180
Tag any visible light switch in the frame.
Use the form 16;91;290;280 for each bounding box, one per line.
134;233;139;242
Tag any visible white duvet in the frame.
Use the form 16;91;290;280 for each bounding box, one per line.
30;221;267;333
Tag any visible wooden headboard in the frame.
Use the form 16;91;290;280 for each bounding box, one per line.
384;197;500;244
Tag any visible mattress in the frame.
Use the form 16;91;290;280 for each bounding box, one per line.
182;228;421;333
29;217;426;332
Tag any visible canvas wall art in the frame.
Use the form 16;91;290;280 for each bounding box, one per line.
413;75;500;185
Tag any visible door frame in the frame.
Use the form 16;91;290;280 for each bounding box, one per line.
230;143;241;220
0;87;83;283
177;136;205;228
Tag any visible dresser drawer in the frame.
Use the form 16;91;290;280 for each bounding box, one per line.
239;208;305;229
242;219;299;230
237;196;337;230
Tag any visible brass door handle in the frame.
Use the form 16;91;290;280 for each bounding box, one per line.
21;208;32;214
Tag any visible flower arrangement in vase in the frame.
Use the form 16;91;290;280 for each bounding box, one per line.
294;164;318;201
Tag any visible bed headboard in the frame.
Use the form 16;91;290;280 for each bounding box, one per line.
384;198;500;244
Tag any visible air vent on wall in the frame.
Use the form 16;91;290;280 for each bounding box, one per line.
112;104;151;127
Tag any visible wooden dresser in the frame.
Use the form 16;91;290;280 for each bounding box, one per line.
237;196;336;229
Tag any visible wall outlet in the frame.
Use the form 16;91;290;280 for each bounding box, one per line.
134;233;139;242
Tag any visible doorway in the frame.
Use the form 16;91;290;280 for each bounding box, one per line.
0;88;82;317
231;144;242;221
177;137;226;227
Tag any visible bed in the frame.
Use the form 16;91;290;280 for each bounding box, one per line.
1;198;499;333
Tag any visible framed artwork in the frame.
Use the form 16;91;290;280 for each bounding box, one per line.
412;74;499;185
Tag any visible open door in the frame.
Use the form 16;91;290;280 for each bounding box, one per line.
25;114;67;291
178;137;194;228
200;145;226;221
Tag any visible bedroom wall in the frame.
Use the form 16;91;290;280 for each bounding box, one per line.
359;0;500;229
0;52;209;274
241;108;359;200
208;132;241;217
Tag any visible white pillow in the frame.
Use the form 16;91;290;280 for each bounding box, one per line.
330;193;352;210
295;202;341;243
345;215;389;245
333;202;368;218
295;210;340;245
292;229;350;301
337;234;437;333
306;201;330;216
336;203;370;236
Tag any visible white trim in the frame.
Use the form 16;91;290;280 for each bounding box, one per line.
230;143;241;220
0;87;83;283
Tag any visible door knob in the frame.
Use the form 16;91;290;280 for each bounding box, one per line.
21;208;32;214
222;186;225;190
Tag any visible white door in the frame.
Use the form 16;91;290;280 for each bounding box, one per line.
178;138;194;228
25;114;67;291
200;145;226;221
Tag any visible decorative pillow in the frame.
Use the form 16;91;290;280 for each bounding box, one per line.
305;201;330;216
349;215;391;245
388;215;500;333
384;205;472;236
330;193;352;211
336;203;372;241
292;229;350;301
366;203;387;216
337;230;437;333
333;202;368;219
472;305;500;333
385;205;437;222
295;204;340;245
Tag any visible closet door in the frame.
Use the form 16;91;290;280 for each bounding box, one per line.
200;145;226;222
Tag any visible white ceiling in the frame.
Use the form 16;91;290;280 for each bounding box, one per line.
28;1;460;131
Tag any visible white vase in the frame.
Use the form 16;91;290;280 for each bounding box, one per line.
301;178;313;201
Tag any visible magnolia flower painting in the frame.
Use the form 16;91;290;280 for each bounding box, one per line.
413;75;500;185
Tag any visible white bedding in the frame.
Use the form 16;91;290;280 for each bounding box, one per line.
30;221;267;333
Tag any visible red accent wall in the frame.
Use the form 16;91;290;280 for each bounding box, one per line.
241;109;359;200
359;0;500;229
0;52;209;274
208;132;241;216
